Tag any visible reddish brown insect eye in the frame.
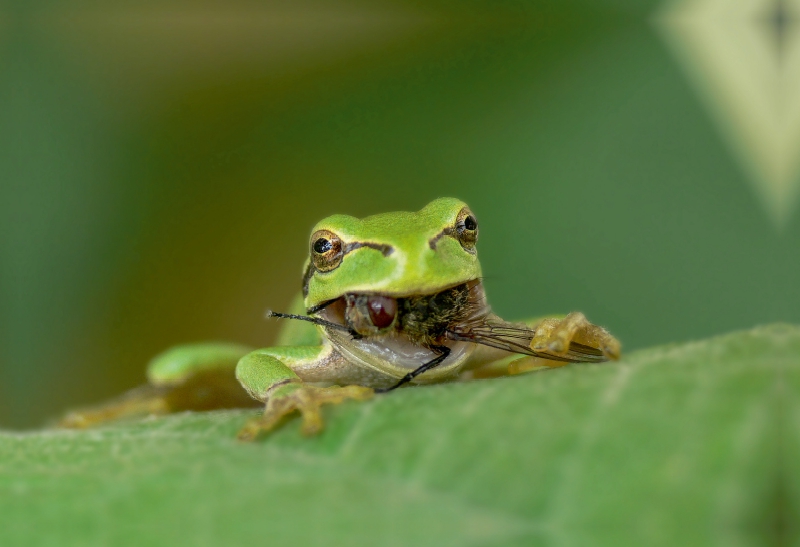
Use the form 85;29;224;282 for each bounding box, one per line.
367;296;397;329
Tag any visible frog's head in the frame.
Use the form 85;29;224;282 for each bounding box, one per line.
303;197;481;309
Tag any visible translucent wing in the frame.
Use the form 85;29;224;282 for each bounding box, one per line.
448;316;609;363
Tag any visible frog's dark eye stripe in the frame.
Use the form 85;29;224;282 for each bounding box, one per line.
301;262;314;297
310;230;394;274
428;227;455;250
343;241;393;257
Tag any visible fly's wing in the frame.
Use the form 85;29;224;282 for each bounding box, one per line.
448;315;608;363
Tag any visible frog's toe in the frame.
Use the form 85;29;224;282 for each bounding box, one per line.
299;405;324;436
237;419;266;442
570;323;621;361
237;385;374;441
599;333;622;360
297;385;374;436
530;322;557;353
528;317;574;355
237;408;285;441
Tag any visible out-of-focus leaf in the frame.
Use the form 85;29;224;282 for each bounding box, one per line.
2;324;796;546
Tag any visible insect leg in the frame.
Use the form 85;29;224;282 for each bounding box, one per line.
377;345;451;393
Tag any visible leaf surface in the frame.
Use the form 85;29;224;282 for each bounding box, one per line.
2;325;797;546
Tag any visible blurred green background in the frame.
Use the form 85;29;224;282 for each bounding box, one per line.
1;0;799;429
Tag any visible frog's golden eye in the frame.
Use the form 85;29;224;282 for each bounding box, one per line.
455;207;478;251
310;230;343;272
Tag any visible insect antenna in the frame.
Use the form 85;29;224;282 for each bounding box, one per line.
266;310;362;339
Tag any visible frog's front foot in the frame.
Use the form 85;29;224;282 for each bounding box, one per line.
237;384;374;441
531;312;621;361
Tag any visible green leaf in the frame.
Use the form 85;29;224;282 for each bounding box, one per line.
2;325;796;546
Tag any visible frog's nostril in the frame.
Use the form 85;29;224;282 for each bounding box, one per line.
367;296;397;329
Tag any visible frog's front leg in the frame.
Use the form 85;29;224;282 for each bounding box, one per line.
466;312;621;378
235;345;373;441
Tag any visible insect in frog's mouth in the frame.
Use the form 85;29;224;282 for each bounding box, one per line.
313;280;486;345
267;281;488;391
302;280;485;391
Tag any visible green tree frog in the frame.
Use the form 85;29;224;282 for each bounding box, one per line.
61;198;620;440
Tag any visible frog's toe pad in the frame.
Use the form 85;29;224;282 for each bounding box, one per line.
237;385;374;441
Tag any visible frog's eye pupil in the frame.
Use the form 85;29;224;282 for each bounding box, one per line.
314;238;332;254
464;215;477;231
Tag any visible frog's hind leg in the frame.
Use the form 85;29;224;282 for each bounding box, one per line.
58;342;258;429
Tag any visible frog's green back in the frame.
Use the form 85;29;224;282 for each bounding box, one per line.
304;197;481;308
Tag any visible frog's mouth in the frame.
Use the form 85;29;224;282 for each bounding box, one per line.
308;280;489;389
316;280;485;342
